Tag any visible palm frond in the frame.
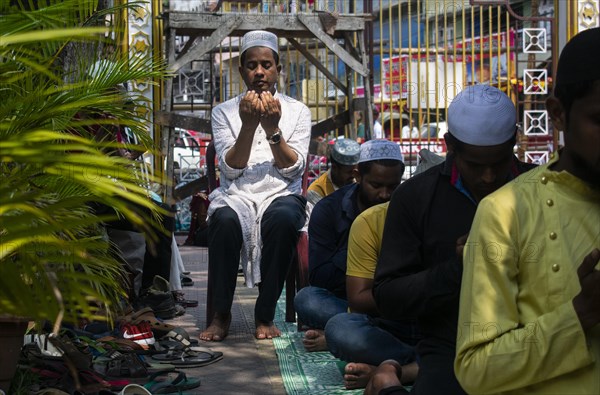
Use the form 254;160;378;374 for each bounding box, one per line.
1;0;169;328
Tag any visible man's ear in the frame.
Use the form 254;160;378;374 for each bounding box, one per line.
546;96;566;132
352;167;361;183
444;134;455;154
277;64;282;74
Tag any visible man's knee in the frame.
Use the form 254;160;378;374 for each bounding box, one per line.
293;286;325;318
325;313;368;354
209;207;241;233
293;286;312;312
263;196;306;231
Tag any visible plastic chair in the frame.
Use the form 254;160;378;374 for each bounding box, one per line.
204;142;309;325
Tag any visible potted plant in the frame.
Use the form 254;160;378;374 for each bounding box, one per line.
0;0;167;391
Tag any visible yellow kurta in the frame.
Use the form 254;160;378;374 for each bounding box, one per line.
455;153;600;394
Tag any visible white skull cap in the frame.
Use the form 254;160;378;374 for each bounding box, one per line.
447;84;517;146
240;30;279;56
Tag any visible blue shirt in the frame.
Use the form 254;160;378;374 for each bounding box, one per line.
308;183;360;298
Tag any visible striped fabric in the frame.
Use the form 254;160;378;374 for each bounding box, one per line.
273;291;363;395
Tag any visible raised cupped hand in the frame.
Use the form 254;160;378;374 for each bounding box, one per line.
258;91;281;135
239;90;262;130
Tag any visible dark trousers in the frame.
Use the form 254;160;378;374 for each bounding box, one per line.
208;195;306;323
140;201;175;290
96;200;175;293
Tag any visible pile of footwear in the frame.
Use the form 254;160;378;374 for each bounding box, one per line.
11;275;218;394
135;276;186;320
16;315;223;394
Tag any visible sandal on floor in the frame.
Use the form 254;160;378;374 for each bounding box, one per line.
150;346;223;367
180;276;194;287
94;336;149;354
120;307;177;338
172;291;198;308
48;333;93;371
144;371;201;394
158;328;197;348
93;353;149;381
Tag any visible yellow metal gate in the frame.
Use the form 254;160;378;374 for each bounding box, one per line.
117;0;599;190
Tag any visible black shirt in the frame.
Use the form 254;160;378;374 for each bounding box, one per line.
373;154;535;395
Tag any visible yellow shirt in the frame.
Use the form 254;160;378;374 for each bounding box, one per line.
455;153;600;395
347;202;389;279
307;170;336;199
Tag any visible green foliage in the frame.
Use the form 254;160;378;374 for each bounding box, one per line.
0;0;167;328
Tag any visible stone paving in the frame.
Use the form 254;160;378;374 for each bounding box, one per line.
165;239;286;395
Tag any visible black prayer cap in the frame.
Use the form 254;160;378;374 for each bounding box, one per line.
555;27;600;86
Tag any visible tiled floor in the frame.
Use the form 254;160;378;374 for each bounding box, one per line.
165;239;286;394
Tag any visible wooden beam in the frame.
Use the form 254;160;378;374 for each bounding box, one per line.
352;97;367;111
177;33;201;60
297;13;368;77
155;111;212;134
357;31;373;140
166;12;366;38
287;37;347;96
170;16;243;73
311;110;350;138
174;176;208;200
342;31;361;60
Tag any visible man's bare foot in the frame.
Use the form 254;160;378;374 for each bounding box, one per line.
255;320;281;340
302;329;328;352
199;312;231;342
399;361;418;384
364;359;404;395
344;362;376;389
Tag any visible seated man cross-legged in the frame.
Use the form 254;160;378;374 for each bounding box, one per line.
370;85;536;394
326;201;420;390
294;139;405;352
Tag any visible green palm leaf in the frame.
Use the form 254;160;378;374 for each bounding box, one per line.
1;0;169;329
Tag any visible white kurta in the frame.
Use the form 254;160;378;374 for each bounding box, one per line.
207;92;311;287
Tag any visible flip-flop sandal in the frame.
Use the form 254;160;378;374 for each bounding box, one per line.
144;371;201;394
153;328;203;356
94;336;149;354
158;329;198;348
150;346;223;368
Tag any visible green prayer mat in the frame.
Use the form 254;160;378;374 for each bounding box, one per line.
273;291;363;395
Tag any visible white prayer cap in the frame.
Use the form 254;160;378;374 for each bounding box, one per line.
447;84;517;146
358;139;404;164
240;30;279;56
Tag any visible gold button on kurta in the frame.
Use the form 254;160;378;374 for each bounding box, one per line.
541;176;548;184
546;199;554;206
552;263;560;272
549;231;557;240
